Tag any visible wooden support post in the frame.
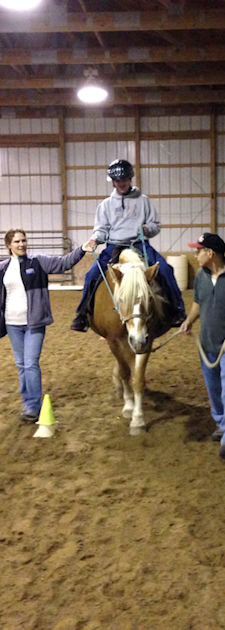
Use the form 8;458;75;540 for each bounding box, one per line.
59;108;68;241
59;109;73;283
135;108;141;189
210;110;217;233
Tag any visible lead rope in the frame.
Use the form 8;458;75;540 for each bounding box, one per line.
192;333;225;368
139;225;149;268
151;328;182;352
152;328;225;369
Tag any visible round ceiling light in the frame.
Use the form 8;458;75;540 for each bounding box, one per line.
0;0;42;9
77;84;108;105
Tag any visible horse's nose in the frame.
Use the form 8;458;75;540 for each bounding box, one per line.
128;332;149;354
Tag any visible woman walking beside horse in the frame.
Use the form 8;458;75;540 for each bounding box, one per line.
0;229;93;423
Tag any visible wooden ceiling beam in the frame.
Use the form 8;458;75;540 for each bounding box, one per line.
1;69;225;90
1;88;225;107
1;44;225;66
0;8;225;33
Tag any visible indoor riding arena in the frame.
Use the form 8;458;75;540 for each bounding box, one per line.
1;2;225;630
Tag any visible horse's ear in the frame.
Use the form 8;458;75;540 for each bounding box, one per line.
145;262;159;284
108;265;123;284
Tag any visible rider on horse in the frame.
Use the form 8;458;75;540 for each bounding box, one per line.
71;159;186;332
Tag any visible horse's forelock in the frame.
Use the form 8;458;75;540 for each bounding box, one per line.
114;265;150;316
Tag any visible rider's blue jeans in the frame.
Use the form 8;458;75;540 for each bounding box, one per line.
77;241;185;314
201;352;225;445
7;324;45;414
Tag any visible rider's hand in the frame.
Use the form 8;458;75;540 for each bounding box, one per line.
82;239;97;252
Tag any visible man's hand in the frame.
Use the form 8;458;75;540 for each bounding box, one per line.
180;318;192;334
82;238;98;252
180;302;199;333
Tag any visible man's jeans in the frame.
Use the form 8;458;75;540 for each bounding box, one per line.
201;352;225;445
7;325;45;414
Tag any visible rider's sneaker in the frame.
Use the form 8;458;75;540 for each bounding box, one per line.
70;313;89;332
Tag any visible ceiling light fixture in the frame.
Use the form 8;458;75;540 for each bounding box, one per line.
77;68;108;105
0;0;42;9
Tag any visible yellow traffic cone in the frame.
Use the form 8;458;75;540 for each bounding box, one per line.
33;394;56;438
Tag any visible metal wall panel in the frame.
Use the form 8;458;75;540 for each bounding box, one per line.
66;140;135;167
217;166;225;193
217;198;225;225
0;145;62;254
217;135;225;162
141;139;210;164
141;166;210;196
68;199;96;227
65;116;135;133
140;115;210;132
217;116;225;132
0;117;58;134
139;132;211;252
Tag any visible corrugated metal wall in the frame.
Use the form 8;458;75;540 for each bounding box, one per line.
0;111;224;258
0;117;62;254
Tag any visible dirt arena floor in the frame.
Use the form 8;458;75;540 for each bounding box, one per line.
1;289;225;630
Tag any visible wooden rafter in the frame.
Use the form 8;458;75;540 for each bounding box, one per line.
1;69;225;90
1;87;225;107
1;44;225;66
1;8;225;33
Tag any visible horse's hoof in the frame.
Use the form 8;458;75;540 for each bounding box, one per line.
129;425;146;436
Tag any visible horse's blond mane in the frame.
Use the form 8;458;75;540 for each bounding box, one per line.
113;249;154;317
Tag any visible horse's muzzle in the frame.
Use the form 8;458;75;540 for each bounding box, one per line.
128;333;150;354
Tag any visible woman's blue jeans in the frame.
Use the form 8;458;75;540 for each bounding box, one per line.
201;352;225;445
6;324;45;414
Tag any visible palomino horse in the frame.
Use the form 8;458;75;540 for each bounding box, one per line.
89;248;174;435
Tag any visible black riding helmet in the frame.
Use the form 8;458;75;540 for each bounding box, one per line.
107;159;134;181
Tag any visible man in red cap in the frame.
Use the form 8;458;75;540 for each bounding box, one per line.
181;232;225;460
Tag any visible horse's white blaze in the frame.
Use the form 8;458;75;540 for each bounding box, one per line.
126;303;149;353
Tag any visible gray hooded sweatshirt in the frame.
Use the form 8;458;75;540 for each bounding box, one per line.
92;187;160;245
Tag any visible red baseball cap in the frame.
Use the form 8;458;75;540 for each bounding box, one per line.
188;232;225;255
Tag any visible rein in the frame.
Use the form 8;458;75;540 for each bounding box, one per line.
139;225;149;268
92;249;120;315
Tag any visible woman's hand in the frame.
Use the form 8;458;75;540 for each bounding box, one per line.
82;238;98;252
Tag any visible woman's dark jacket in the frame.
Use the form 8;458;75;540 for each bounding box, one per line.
0;247;85;337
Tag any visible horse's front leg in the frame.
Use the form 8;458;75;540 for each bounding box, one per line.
109;340;134;418
129;353;150;436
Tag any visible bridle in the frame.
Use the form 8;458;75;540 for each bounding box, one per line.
121;312;152;325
